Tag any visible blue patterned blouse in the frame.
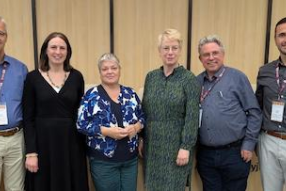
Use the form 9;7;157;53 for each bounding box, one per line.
77;85;145;158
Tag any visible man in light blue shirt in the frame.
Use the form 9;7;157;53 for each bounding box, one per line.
0;16;28;191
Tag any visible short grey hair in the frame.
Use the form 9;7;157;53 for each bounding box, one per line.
98;53;120;70
198;35;224;54
0;16;7;32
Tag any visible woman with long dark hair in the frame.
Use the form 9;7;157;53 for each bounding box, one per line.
23;32;89;191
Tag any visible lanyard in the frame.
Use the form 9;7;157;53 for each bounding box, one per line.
0;63;8;93
200;67;226;103
275;63;286;99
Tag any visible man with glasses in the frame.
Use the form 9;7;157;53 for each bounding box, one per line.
256;17;286;191
196;35;262;191
0;16;28;191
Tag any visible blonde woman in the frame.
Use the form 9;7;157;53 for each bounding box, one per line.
141;29;200;191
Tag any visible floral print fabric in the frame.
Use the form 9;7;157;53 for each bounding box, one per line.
77;85;145;158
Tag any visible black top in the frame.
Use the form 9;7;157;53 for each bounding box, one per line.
23;69;89;191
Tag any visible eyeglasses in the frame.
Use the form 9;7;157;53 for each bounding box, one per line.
161;46;180;52
200;51;221;59
0;31;7;37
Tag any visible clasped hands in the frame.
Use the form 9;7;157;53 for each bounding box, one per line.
101;122;141;140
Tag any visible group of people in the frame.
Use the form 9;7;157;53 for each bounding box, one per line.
0;14;286;191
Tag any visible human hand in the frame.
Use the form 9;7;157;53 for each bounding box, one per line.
25;154;39;173
176;149;189;166
241;150;252;163
101;126;129;140
138;138;144;158
125;124;137;139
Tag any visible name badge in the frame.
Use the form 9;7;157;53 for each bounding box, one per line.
271;100;285;122
0;102;8;125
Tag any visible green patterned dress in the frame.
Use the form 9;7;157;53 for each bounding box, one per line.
142;66;200;191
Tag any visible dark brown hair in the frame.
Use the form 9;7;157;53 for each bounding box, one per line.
39;32;73;71
275;17;286;35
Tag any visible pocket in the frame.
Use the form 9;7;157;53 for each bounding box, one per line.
215;91;232;108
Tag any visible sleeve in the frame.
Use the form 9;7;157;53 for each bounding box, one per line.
22;74;37;154
237;73;262;151
255;68;264;110
78;71;85;104
134;92;145;128
180;73;200;150
76;89;104;137
22;64;28;78
140;73;151;139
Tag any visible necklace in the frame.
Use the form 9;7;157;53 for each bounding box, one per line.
46;71;67;89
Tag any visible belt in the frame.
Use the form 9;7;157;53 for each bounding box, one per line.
199;139;242;150
264;130;286;140
0;124;22;137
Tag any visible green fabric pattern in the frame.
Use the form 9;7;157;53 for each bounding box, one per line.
142;65;200;191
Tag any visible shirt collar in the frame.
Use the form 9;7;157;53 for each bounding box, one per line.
277;57;286;67
203;65;225;81
160;65;183;76
0;55;10;66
